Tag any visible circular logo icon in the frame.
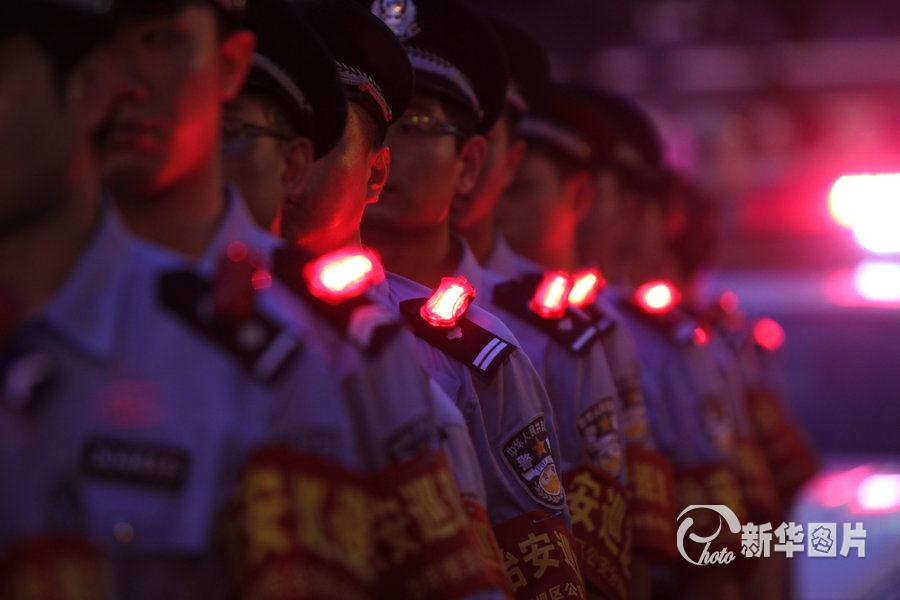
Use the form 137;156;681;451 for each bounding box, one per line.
371;0;419;40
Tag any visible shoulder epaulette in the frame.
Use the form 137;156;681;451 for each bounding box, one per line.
492;274;603;355
272;247;400;355
618;297;698;346
158;270;300;382
398;298;515;378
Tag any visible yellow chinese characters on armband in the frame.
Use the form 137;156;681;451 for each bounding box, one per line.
372;450;511;599
225;446;376;600
625;445;678;562
562;466;630;600
493;511;586;600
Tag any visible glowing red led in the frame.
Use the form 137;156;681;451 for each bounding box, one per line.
568;269;606;308
530;271;573;319
718;290;739;314
303;247;385;304
634;281;680;315
421;276;476;328
752;318;785;352
692;326;709;345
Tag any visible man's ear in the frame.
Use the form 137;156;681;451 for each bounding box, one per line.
218;30;255;102
282;137;314;199
568;169;597;224
456;135;488;195
499;138;527;191
366;146;391;204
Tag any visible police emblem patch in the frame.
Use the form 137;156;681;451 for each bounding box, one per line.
371;0;420;40
501;416;564;509
576;399;624;477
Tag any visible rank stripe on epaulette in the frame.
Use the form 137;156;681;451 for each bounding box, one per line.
272;248;401;355
157;271;300;382
398;299;516;379
472;337;509;372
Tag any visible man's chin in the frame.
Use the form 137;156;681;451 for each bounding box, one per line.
102;159;163;202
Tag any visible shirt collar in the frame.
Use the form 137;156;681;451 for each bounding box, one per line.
202;187;283;272
484;235;542;279
38;208;134;360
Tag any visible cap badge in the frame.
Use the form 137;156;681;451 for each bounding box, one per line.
371;0;420;40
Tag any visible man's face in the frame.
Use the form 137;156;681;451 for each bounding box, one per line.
579;168;630;271
283;104;377;249
103;7;227;201
451;113;518;231
222;92;294;229
498;149;571;256
363;93;464;232
0;36;76;236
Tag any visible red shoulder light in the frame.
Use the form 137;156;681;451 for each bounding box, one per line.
568;268;606;308
303;247;385;304
635;280;680;315
530;271;573;319
753;317;785;352
421;276;476;328
692;326;709;345
718;290;739;314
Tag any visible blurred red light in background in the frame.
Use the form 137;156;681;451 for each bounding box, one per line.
753;317;785;351
692;327;709;345
857;474;900;514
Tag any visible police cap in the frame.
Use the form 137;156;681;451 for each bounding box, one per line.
368;0;508;135
242;0;347;158
296;0;412;133
488;17;549;121
517;83;613;171
561;84;665;195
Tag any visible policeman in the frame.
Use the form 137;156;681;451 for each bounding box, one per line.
443;23;654;599
222;1;510;596
0;3;366;599
567;88;752;598
359;0;585;597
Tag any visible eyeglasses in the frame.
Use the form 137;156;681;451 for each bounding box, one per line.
392;113;465;138
221;116;294;144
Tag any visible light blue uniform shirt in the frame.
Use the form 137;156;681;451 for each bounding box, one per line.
0;209;356;599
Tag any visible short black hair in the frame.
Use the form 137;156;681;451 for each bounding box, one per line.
0;4;110;93
349;100;387;150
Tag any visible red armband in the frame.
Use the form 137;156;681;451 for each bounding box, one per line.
676;464;747;556
746;387;819;503
0;534;110;600
625;446;677;563
733;436;782;523
493;511;586;600
563;466;630;600
225;447;375;600
372;451;510;599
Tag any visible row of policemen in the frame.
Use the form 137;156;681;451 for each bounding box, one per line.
0;2;818;600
